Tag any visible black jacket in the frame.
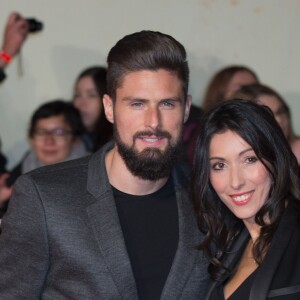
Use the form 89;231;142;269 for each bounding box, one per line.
205;203;300;300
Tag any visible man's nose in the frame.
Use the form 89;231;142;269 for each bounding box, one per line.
145;106;160;130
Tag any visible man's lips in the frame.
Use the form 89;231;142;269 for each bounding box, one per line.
230;190;254;206
138;135;164;143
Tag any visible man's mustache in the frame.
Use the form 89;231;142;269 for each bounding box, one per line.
133;130;172;140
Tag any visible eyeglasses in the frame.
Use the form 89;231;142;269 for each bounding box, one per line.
33;128;73;140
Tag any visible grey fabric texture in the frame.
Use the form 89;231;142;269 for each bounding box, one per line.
0;141;209;299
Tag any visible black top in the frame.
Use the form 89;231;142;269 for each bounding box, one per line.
114;177;179;300
209;268;258;300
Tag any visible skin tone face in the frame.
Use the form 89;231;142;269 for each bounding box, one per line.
73;76;102;131
225;71;258;100
257;94;289;138
30;115;75;165
103;69;191;194
209;130;271;237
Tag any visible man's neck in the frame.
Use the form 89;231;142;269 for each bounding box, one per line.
105;146;169;195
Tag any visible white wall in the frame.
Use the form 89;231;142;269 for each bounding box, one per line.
0;0;299;168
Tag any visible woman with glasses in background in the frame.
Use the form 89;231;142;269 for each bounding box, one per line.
0;100;89;218
9;100;89;185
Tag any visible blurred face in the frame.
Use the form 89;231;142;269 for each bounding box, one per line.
225;71;257;99
257;95;289;138
73;76;102;131
103;69;191;180
209;130;271;227
30;115;75;165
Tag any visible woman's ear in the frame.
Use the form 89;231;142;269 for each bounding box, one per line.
103;94;114;124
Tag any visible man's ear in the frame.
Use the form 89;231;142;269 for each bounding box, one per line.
184;95;192;123
103;94;114;124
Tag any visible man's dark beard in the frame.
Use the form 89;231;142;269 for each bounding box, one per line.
114;127;182;181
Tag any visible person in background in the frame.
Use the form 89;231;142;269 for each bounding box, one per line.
235;83;300;165
185;65;259;165
0;30;209;299
0;12;29;83
73;66;113;152
184;65;259;165
0;100;88;218
8;100;88;186
0;12;30;212
202;65;258;111
0;12;29;171
192;100;300;299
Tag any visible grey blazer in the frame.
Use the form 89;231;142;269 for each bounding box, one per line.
0;142;209;299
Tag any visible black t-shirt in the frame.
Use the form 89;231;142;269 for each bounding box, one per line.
114;177;178;300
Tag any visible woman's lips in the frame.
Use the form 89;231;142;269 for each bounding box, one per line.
230;191;254;206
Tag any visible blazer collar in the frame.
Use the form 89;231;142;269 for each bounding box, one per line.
205;204;299;300
204;227;250;300
86;142;139;299
161;166;207;299
86;146;201;299
249;204;299;300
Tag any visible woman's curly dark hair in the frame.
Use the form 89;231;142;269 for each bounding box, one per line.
191;99;300;280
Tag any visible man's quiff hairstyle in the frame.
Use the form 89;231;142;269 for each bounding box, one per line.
106;30;189;100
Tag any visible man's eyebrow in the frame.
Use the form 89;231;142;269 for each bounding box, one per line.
122;96;183;102
159;97;182;102
122;96;148;102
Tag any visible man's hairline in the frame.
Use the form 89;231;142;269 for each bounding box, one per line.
109;68;188;104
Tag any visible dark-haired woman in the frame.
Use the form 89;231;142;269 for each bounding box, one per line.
73;66;113;152
191;100;300;300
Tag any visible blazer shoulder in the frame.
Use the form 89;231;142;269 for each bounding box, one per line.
12;155;92;192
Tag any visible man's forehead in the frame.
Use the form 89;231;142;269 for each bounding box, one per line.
115;69;184;93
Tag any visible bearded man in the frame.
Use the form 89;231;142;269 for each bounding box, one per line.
0;30;209;299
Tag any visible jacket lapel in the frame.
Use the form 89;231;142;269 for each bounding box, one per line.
85;145;138;300
249;205;298;300
161;168;204;299
204;228;249;300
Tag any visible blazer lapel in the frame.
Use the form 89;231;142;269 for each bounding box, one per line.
85;146;138;300
161;172;204;299
204;228;249;300
249;205;298;300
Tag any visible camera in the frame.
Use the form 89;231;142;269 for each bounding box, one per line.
26;18;43;33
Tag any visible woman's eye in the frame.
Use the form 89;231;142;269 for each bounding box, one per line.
246;156;258;163
212;162;225;170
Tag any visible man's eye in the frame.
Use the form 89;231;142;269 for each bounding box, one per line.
161;101;175;108
132;102;143;107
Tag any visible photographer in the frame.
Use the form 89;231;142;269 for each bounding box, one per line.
0;12;30;214
0;12;29;82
